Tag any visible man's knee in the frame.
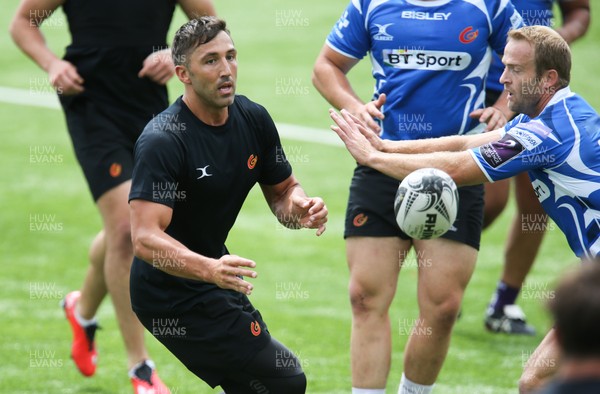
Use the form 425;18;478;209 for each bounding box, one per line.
349;279;393;317
421;295;462;330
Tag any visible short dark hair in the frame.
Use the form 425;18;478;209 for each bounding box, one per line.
172;16;230;66
548;263;600;358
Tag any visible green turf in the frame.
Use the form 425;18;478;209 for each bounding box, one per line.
0;1;597;393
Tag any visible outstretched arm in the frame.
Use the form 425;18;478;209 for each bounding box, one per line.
341;111;503;154
260;174;328;236
130;199;257;295
330;109;492;186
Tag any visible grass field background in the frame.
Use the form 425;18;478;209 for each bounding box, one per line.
1;1;598;393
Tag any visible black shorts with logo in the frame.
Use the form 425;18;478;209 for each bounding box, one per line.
58;47;169;201
135;288;274;388
344;165;484;250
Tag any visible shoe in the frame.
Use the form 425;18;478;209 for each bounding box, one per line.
61;291;98;376
130;360;170;394
485;304;536;335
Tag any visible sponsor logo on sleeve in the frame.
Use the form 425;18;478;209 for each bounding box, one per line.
480;134;524;168
383;49;471;71
508;128;543;150
334;10;350;38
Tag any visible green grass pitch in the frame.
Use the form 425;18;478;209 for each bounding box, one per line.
1;1;599;392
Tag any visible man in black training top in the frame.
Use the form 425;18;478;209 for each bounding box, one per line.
129;17;328;393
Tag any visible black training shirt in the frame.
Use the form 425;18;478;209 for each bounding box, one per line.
129;95;292;314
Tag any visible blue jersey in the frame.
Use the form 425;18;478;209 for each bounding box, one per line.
470;88;600;259
326;0;522;140
488;0;557;93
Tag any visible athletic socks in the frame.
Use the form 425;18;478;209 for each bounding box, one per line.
398;373;433;394
74;306;97;327
352;389;385;394
489;280;520;316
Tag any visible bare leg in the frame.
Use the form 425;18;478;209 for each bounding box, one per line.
347;236;410;389
96;181;148;368
403;238;477;384
77;230;108;320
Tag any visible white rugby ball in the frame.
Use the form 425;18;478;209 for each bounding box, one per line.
394;168;459;239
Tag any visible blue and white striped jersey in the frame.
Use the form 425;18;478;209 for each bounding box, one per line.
470;87;600;259
326;0;523;140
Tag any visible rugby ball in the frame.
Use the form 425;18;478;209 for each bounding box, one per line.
394;168;459;239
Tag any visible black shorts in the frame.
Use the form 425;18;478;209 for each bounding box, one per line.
344;165;484;250
59;95;162;201
135;289;275;388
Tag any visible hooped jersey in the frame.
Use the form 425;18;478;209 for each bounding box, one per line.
326;0;523;140
470;87;600;259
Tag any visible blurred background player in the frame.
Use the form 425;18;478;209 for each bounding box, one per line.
482;0;590;336
312;0;522;392
532;263;600;394
129;17;327;393
9;0;215;392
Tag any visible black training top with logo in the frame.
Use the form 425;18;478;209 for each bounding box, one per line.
129;95;292;314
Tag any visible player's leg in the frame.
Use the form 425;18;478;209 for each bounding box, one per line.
347;236;410;390
400;238;477;391
219;338;307;394
486;172;543;335
77;230;108;319
97;181;170;392
96;181;148;367
482;178;511;229
519;328;561;393
62;231;106;377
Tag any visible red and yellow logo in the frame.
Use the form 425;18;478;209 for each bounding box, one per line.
247;154;258;169
109;163;122;178
459;26;479;44
353;213;368;227
250;320;261;336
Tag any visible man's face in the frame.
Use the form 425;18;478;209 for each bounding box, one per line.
500;39;541;116
184;31;237;110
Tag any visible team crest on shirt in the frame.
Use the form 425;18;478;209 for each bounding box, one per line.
247;154;258;170
459;26;478;44
250;320;261;336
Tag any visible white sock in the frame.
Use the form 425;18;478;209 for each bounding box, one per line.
398;373;434;394
74;306;97;327
352;389;385;394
